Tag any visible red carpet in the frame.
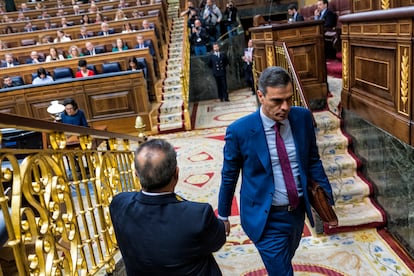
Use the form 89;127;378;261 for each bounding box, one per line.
326;58;342;78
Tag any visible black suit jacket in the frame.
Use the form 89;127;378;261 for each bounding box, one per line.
320;8;337;29
97;29;114;36
110;192;226;276
84;47;105;55
135;40;156;56
208;52;228;77
1;61;19;68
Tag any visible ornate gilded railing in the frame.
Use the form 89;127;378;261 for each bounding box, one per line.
181;18;192;131
274;42;310;110
0;113;142;275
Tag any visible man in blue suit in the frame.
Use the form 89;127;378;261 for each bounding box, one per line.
218;66;335;275
314;0;337;29
110;139;226;275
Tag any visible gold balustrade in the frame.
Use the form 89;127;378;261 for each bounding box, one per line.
0;113;141;275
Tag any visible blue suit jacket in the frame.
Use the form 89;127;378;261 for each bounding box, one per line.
110;192;226;275
218;107;333;243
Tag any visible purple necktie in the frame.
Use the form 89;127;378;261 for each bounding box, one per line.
275;122;299;208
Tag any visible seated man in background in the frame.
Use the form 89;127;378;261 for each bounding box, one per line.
2;75;16;89
110;138;226;275
27;51;44;64
84;42;105;55
1;53;19;68
135;34;155;57
287;4;304;22
79;26;93;39
98;22;114;36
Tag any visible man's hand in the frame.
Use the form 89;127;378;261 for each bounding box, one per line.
222;219;231;236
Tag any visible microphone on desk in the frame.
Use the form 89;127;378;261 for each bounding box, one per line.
267;0;274;24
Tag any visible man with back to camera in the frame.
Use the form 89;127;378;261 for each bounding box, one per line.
110;138;226;275
218;66;336;275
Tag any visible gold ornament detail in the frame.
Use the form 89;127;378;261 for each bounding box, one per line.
79;135;93;150
381;0;390;9
49;132;67;150
342;41;349;90
266;46;274;67
400;47;409;114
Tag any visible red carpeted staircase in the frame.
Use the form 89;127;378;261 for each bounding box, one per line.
326;52;343;78
313;93;386;234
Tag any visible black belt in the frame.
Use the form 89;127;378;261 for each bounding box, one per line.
270;198;303;212
270;205;296;212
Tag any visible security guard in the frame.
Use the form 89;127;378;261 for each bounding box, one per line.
208;42;229;102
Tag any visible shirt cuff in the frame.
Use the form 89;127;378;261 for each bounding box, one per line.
218;215;228;221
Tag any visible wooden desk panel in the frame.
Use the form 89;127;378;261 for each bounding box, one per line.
0;71;152;134
250;20;328;101
340;7;414;145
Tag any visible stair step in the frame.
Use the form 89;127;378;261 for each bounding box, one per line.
317;129;349;156
321;153;358;179
329;197;385;231
330;175;371;203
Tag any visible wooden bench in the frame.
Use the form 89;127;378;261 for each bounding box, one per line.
6;0;143;20
0;3;167;45
0;70;154;134
0;27;162;69
0;46;158;100
0;12;165;47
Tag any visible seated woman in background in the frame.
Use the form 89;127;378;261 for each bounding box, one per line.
112;38;128;52
46;47;65;61
0;40;7;50
114;9;128;21
4;25;14;34
67;45;84;58
122;22;134;33
32;67;54;85
61;98;88;127
54;29;71;43
94;12;103;24
80;14;92;25
127;56;141;71
39;35;53;45
75;59;95;78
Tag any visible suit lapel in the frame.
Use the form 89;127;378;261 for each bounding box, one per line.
250;111;272;174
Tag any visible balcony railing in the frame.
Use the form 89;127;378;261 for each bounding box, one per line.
0;113;142;275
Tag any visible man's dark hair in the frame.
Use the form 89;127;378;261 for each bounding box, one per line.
258;66;292;96
288;4;297;11
321;0;329;6
135;139;177;191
